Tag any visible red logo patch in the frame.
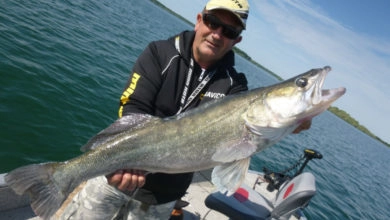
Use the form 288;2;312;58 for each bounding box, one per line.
283;183;295;199
233;187;249;202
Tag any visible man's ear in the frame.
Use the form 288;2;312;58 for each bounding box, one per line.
194;13;202;31
233;36;242;45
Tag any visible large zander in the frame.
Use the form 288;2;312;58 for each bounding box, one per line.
5;66;346;219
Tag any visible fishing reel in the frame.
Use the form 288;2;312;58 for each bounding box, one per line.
263;148;323;192
263;168;288;191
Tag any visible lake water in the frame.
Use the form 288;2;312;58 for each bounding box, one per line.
1;1;389;219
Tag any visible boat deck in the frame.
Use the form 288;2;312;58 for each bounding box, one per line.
0;170;276;220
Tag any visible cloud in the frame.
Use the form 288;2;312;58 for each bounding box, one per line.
250;0;390;79
243;0;390;142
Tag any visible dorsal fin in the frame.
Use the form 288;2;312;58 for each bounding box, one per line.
80;114;155;152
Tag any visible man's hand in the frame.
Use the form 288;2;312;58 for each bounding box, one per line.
106;169;146;192
293;119;312;134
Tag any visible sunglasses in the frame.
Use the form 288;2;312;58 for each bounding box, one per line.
202;13;241;39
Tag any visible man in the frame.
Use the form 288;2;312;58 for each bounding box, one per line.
60;0;310;219
107;0;250;218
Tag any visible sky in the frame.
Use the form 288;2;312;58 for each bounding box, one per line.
158;0;390;144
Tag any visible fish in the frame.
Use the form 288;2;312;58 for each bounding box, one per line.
5;66;345;219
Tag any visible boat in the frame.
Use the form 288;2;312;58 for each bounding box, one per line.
0;149;321;219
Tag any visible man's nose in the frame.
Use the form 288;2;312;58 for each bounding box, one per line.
211;26;224;39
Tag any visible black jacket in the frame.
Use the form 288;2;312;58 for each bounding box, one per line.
119;30;248;204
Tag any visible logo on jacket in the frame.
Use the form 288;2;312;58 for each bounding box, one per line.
201;91;225;99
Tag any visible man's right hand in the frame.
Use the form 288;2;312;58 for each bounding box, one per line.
106;169;146;192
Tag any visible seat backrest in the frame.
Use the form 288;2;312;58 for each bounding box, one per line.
271;172;316;218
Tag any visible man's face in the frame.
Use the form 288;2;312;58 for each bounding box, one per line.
193;10;243;68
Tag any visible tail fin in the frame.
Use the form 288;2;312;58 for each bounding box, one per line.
5;162;68;219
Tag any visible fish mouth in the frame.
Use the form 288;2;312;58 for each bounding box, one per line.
306;66;346;118
321;87;346;103
313;66;346;105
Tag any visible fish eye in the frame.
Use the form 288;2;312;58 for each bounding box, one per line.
295;77;308;88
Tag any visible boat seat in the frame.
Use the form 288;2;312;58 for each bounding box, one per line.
205;183;273;220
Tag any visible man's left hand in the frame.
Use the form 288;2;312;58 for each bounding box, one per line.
293;120;312;134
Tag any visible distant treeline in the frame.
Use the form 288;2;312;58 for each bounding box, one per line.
328;107;389;147
150;0;194;26
232;48;283;81
151;0;389;147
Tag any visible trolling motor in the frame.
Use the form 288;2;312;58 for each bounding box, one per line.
205;148;323;220
263;149;323;192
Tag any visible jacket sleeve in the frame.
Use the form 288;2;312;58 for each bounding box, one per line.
118;42;163;117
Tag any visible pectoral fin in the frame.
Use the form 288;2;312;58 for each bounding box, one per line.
211;157;250;194
245;121;291;142
211;128;258;163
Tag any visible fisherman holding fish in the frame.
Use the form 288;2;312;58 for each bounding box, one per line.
64;0;310;219
108;1;252;218
6;0;314;219
102;0;309;219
